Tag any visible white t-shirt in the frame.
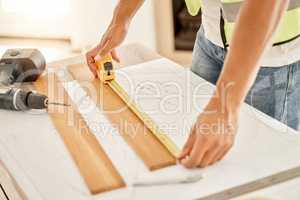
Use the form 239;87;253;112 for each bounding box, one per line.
201;0;300;67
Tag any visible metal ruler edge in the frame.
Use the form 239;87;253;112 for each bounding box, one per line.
196;165;300;200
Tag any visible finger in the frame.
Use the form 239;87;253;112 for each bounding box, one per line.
211;143;232;165
86;53;98;77
94;54;101;62
89;63;98;78
178;134;195;160
111;49;120;63
94;50;116;62
181;137;207;169
178;127;196;160
216;146;231;162
198;146;222;168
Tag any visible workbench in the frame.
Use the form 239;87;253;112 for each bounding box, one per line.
1;44;300;200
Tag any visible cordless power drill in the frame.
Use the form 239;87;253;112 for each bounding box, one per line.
0;87;49;110
0;49;67;111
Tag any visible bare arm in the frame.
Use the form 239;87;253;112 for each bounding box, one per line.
217;0;289;113
111;0;144;28
86;0;144;76
180;0;289;168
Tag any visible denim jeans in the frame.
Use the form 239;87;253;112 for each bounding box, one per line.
191;28;300;130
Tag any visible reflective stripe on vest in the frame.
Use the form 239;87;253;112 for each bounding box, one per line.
185;0;201;16
221;0;300;47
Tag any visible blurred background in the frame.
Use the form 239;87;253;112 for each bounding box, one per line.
0;0;201;64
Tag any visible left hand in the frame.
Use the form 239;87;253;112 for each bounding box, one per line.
178;99;239;168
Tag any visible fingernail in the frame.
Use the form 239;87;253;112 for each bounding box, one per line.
94;55;101;61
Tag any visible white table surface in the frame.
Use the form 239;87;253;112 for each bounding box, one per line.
1;45;300;200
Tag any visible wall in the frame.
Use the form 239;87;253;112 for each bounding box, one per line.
0;0;72;38
0;0;157;51
71;0;157;50
153;0;193;65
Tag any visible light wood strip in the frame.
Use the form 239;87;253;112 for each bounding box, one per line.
67;64;176;170
33;72;125;194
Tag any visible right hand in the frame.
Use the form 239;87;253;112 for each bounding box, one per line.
86;21;129;77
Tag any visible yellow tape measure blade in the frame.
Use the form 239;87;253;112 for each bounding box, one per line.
108;80;179;157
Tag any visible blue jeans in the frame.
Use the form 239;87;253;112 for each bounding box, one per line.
191;28;300;130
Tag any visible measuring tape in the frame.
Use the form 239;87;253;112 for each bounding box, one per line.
96;55;179;157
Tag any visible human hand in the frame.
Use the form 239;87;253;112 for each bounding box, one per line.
178;99;238;168
86;21;129;77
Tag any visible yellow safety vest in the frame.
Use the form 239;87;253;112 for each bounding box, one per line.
185;0;300;48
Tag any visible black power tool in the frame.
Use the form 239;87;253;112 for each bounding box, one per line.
0;87;68;111
0;49;68;111
0;49;46;85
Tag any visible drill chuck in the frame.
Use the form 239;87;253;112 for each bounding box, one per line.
26;91;48;109
0;88;48;111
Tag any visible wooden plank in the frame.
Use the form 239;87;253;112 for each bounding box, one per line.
67;64;176;170
107;80;179;157
33;72;125;194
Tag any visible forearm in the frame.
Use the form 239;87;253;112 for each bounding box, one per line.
215;0;289;113
111;0;144;26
